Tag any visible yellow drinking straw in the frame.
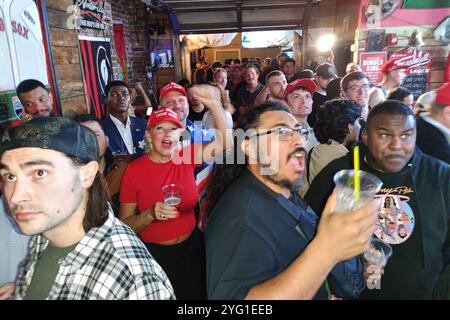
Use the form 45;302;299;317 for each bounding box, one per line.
353;145;361;204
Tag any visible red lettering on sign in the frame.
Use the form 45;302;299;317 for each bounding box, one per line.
22;26;29;39
0;18;5;31
10;21;29;39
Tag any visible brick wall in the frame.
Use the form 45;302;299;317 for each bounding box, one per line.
46;0;86;116
45;0;157;116
110;0;150;85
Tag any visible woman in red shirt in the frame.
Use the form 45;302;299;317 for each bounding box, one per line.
119;84;231;299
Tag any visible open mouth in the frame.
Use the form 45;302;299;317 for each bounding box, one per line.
161;139;173;149
35;109;51;117
288;151;305;172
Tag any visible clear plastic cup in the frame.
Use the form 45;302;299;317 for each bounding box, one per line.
162;184;183;208
364;237;393;267
333;170;391;289
333;169;383;212
364;237;393;290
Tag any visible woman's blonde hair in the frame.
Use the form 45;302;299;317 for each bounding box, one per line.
213;67;227;80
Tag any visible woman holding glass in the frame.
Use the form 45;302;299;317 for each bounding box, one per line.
119;85;231;299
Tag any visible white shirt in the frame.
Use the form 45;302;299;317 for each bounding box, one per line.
109;114;135;154
202;110;234;130
420;112;450;145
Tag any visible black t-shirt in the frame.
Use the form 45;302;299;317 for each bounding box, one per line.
229;80;247;103
187;107;207;123
286;73;302;83
309;91;328;127
361;165;437;299
235;83;264;109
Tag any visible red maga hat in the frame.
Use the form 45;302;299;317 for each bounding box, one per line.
284;78;316;98
147;107;182;128
380;59;407;75
159;82;187;100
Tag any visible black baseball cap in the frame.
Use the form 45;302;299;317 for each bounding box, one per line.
0;116;99;162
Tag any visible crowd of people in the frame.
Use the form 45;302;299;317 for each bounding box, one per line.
0;50;448;300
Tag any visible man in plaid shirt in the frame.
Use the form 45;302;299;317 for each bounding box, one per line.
0;117;175;300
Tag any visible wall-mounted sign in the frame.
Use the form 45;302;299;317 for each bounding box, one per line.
360;52;387;85
367;29;386;52
74;0;106;30
390;49;433;100
79;36;113;118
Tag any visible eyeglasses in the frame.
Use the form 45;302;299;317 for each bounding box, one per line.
346;84;370;93
249;126;310;141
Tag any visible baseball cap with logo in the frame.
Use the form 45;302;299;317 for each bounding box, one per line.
284;78;316;98
159;82;187;101
435;82;450;106
315;63;336;80
0;116;99;162
147;107;182;128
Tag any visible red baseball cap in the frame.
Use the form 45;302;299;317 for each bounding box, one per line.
159;82;187;100
284;78;316;98
147;107;182;128
435;82;450;106
380;59;407;75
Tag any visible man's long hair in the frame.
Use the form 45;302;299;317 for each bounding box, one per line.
71;157;110;231
202;102;290;218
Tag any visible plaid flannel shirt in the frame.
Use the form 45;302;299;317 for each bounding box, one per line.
15;209;175;300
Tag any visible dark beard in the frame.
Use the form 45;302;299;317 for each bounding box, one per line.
256;147;307;193
265;169;305;193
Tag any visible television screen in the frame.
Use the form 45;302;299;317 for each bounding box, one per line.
151;50;173;68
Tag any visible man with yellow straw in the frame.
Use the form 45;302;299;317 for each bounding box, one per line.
204;102;380;300
306;100;449;299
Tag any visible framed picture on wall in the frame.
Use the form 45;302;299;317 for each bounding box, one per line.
367;30;386;52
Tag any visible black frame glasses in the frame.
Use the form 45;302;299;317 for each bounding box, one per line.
248;126;311;141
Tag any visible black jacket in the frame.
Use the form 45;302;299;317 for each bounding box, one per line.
304;146;450;298
416;116;450;164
